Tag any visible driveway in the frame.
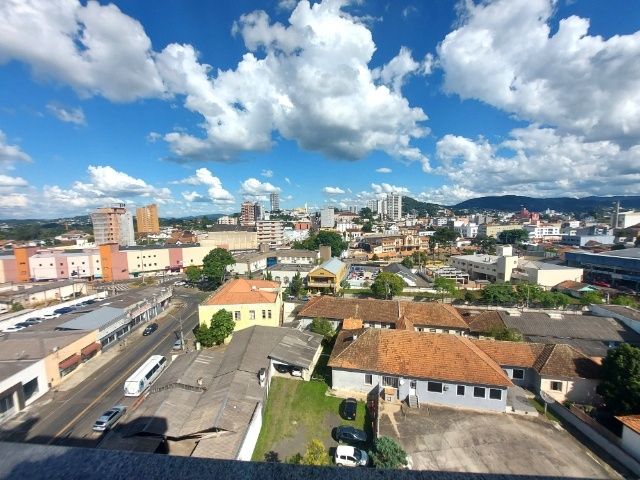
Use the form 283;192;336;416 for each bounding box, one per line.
379;403;623;478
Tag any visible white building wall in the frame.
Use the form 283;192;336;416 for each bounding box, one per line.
0;359;48;424
621;427;640;463
236;402;263;461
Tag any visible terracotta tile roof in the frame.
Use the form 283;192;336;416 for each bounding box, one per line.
298;297;400;324
556;280;591;290
203;279;280;306
473;339;545;367
399;302;469;329
463;311;505;334
342;318;363;330
533;344;600;379
328;329;513;387
616;415;640;434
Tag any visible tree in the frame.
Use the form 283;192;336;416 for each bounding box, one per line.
361;222;373;233
300;439;331;466
369;436;408;469
612;296;639;308
432;228;458;255
498;229;530;244
480;282;517;304
433;277;457;301
370;272;405;299
185;265;202;283
202;248;236;284
488;325;522;342
209;309;236;345
401;257;413;269
599;344;640;415
411;251;428;268
580;291;603;306
309;317;336;342
470;234;496;251
515;282;543;305
372;253;379;261
194;323;217;347
538;291;569;309
340;279;350;290
264;269;273;281
290;272;303;296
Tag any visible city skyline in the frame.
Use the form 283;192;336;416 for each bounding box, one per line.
0;0;639;219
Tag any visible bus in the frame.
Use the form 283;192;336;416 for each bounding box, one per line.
124;355;167;397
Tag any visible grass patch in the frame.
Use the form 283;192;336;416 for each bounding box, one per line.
252;377;368;462
529;397;561;423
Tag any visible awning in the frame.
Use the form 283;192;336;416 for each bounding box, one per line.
81;342;101;357
59;354;81;370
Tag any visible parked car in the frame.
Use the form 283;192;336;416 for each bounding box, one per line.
291;366;303;377
142;323;158;336
336;425;367;444
300;295;311;302
334;445;368;467
54;307;75;315
2;325;26;333
14;322;34;328
343;397;357;420
593;280;611;288
84;299;97;304
274;363;289;374
23;317;44;324
42;313;61;319
92;406;126;432
173;338;183;350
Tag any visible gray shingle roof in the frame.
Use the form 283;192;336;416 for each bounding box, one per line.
56;306;126;332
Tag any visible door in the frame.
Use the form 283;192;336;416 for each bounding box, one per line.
409;380;417;396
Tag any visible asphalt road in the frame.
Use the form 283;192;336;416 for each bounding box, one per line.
0;287;202;449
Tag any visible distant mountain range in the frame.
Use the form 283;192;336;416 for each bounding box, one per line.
450;195;640;213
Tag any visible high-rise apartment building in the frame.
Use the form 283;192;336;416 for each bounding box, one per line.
136;204;160;234
256;220;284;246
240;201;255;226
270;193;280;212
91;203;136;246
366;200;378;213
254;202;265;222
386;193;402;221
320;206;335;228
349;205;358;214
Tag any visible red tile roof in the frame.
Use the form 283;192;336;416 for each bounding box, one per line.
472;339;544;367
463;311;505;334
328;329;513;387
400;302;469;329
616;415;640;434
203;279;280;306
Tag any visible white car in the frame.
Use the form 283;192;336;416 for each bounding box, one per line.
43;313;61;319
291;366;303;377
93;406;126;432
334;445;369;467
2;325;26;333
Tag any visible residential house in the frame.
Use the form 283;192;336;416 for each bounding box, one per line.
510;260;583;289
306;258;347;294
555;280;600;298
616;415;640;463
198;279;282;334
328;329;512;413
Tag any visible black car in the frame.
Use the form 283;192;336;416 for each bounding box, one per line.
336;425;367;444
343;398;357;420
275;363;289;374
142;323;158;336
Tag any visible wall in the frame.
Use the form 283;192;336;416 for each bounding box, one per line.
590;304;640;334
534;267;583;289
0;359;48;424
43;330;99;387
621;427;640;464
0;256;18;283
236;402;263;461
332;368;507;413
199;301;281;331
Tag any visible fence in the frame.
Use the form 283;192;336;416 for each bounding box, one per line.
548;401;640;476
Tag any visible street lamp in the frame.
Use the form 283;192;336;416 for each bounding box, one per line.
166;303;186;351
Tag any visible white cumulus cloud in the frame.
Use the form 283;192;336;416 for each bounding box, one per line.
322;186;345;195
375;167;392;173
239;177;281;200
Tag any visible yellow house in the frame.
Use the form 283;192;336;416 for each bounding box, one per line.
306;258;347;294
198;279;282;333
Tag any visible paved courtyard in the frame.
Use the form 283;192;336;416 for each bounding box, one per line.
379;403;624;478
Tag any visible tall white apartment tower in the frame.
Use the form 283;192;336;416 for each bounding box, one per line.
386;193;402;221
91;203;136;246
320;207;335;228
270;193;280;212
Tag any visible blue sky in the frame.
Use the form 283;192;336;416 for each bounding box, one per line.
0;0;639;219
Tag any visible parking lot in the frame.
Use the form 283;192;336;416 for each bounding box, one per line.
379;403;624;478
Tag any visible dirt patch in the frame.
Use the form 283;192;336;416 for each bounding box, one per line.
269;423;308;462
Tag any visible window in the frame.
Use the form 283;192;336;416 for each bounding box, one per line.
234;311;241;321
262;310;266;319
427;382;443;393
512;368;525;380
457;385;465;396
364;374;372;386
382;376;398;388
249;310;255;320
550;381;563;392
489;388;502;400
268;310;272;319
473;387;486;398
429;328;436;333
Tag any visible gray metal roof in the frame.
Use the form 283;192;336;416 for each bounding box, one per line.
269;329;323;367
593;305;640;322
56;306;126;332
499;312;640;343
312;257;345;275
525;336;611;358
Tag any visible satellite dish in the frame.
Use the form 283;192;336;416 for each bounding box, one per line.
540;390;556;404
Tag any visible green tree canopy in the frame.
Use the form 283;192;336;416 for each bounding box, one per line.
411;251;428;267
515;282;543;304
432;228;458;253
538;291;570;309
487;324;522;342
295;439;332;466
480;282;517;304
309;317;335;342
599;344;640;415
400;257;413;269
433;277;457;301
470;234;496;251
371;253;379;261
289;272;303;296
370;436;408;469
580;291;603;306
202;248;236;284
185;265;202;283
361;222;373;233
194;323;217;347
370;272;405;299
612;296;639;308
209;309;235;345
498;229;530;244
292;231;348;258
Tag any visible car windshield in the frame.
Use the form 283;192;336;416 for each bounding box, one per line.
353;449;361;461
94;421;105;426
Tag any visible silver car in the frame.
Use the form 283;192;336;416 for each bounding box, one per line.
93;406;126;432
